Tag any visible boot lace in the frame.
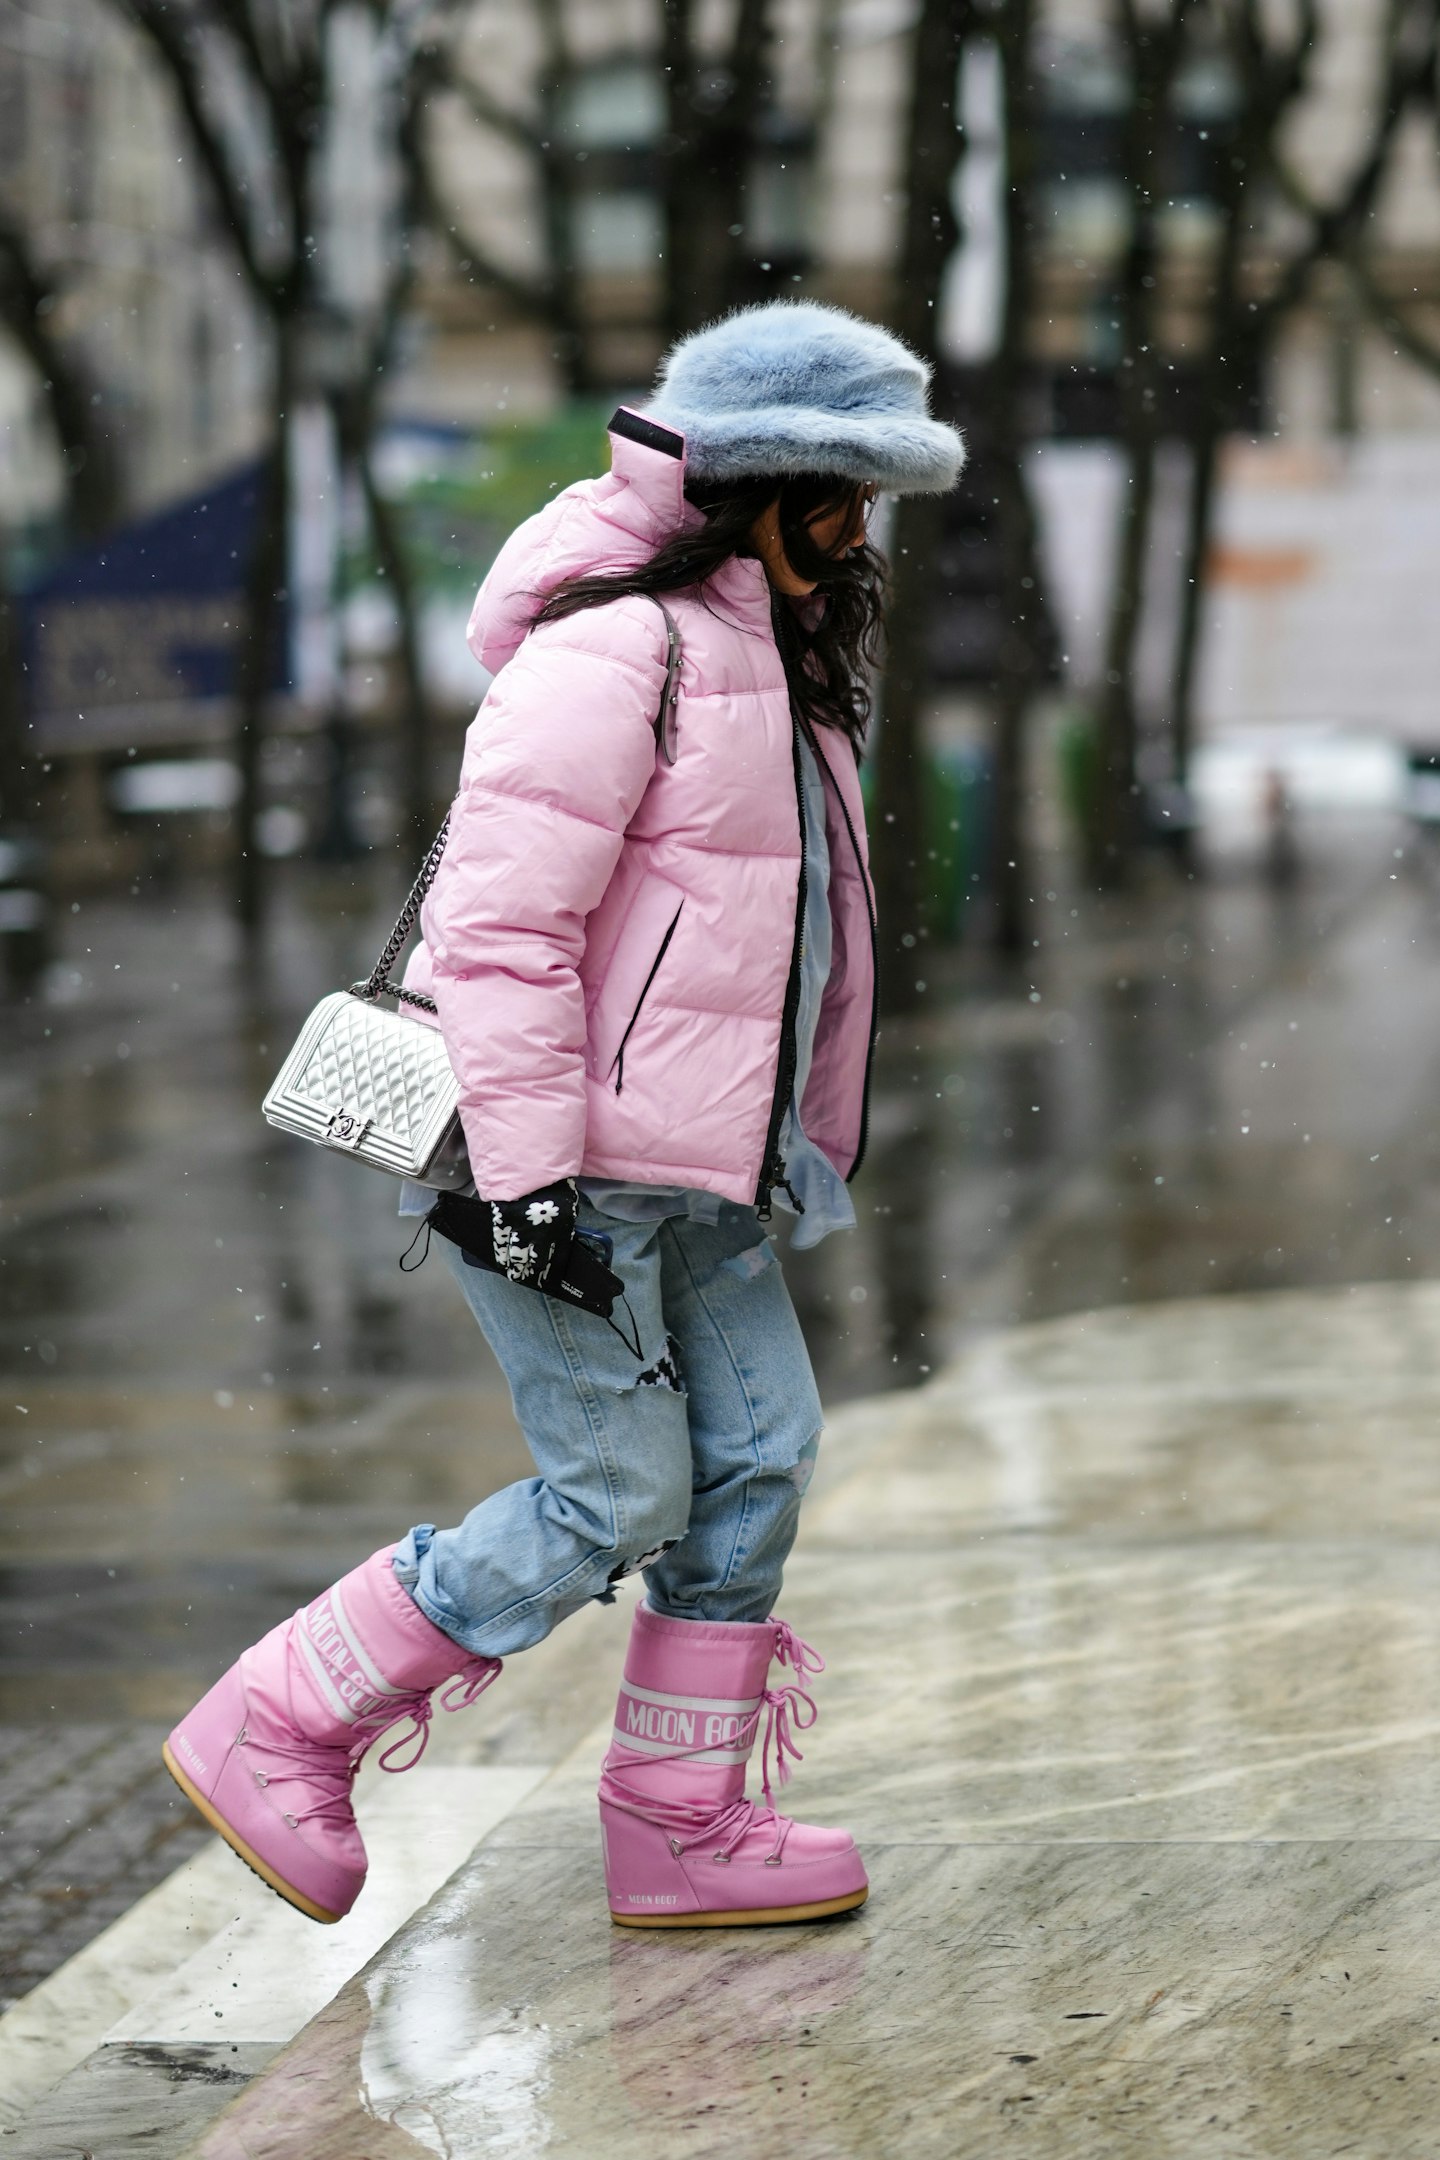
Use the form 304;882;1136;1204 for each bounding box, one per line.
256;1660;501;1836
600;1619;823;1865
369;1663;503;1773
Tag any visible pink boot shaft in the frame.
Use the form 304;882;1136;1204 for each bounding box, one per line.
164;1547;499;1923
599;1602;868;1926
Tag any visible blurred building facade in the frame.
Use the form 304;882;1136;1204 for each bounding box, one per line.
4;0;1440;543
0;0;266;544
4;0;1440;910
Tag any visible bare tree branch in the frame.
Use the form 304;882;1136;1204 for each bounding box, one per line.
423;200;563;319
410;91;563;322
1276;150;1440;373
209;0;284;114
872;0;971;999
987;0;1051;949
1257;0;1436;327
1090;0;1200;880
1167;0;1321;794
0;214;120;536
662;0;776;336
440;65;545;154
338;63;436;847
117;0;279;303
1348;251;1440;372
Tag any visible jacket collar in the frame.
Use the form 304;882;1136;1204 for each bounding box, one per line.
606;408;702;540
607;408;774;630
704;552;773;627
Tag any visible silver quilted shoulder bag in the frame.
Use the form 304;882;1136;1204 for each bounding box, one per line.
261;600;682;1190
262;816;472;1187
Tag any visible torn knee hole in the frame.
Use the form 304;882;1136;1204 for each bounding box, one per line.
721;1239;776;1282
595;1538;679;1602
787;1433;821;1495
634;1333;684;1393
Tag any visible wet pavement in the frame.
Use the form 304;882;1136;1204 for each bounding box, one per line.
10;1276;1440;2154
3;798;1440;2051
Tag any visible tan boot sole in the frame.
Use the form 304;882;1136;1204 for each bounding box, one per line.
162;1740;343;1926
610;1887;868;1929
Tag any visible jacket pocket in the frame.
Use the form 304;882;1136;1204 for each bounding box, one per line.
609;900;683;1094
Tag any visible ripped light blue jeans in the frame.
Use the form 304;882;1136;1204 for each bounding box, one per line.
392;1197;825;1660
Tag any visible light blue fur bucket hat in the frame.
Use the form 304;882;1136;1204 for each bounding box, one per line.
647;299;965;495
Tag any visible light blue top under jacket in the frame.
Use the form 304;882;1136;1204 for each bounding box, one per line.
401;731;855;1249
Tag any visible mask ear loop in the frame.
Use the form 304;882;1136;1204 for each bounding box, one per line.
600;1292;642;1361
398;1219;432;1272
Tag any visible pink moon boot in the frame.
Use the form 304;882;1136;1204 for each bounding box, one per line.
599;1601;868;1928
163;1547;500;1923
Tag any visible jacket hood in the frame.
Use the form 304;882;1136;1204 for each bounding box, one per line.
466;410;705;678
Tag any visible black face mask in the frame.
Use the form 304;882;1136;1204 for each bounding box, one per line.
402;1190;641;1358
778;486;872;586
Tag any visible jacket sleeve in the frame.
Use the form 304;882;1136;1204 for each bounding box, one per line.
421;599;666;1200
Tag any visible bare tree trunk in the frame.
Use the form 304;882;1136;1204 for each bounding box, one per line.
874;491;945;1014
873;0;970;1017
1093;420;1155;881
989;0;1044;953
0;554;30;824
1261;0;1430;333
233;370;292;935
1170;427;1218;794
358;445;432;848
1091;0;1189;886
343;72;436;858
0;212;121;964
114;0;330;933
661;0;773;339
1173;0;1321;792
533;0;590;393
1171;157;1248;792
660;0;697;345
0;216;122;543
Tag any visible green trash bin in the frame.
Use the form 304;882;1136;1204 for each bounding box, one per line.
858;744;991;943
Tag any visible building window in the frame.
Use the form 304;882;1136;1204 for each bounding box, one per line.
1034;36;1237;265
559;53;813;284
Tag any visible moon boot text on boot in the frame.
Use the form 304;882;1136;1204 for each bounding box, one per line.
598;1601;868;1928
163;1546;500;1923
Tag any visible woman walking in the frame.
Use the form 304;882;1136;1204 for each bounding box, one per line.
164;300;963;1929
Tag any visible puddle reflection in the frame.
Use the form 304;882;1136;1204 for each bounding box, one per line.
359;1920;554;2156
191;1860;871;2158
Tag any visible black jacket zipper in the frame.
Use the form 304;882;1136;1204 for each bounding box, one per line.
754;717;808;1219
612;903;682;1094
813;727;880;1182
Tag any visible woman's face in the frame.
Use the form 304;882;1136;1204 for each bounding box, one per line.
751;486;878;596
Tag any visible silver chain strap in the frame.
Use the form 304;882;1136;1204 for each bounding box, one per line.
349;812;450;1014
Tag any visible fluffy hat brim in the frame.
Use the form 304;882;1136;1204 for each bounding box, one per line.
662;402;965;494
649;300;965;495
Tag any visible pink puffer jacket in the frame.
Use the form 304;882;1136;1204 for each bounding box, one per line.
403;410;877;1207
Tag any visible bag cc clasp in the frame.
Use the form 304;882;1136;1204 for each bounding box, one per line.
325;1108;373;1149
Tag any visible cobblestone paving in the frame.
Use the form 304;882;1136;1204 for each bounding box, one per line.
0;1724;209;2014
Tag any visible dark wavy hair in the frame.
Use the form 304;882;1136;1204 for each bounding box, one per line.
530;472;887;751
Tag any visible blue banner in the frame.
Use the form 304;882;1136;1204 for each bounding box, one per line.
23;463;289;752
